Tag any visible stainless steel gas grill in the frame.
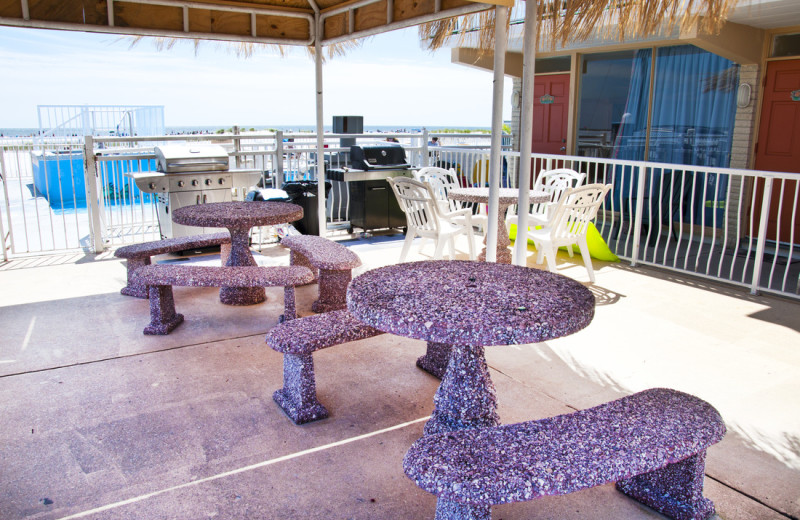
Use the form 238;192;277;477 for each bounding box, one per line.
128;144;261;239
328;144;415;233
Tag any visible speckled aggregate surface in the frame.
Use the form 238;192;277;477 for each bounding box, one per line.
266;309;384;424
281;235;362;270
144;285;184;335
404;388;726;520
266;309;382;354
173;201;303;304
347;260;594;347
282;235;362;313
416;342;452;379
348;260;594;434
114;232;231;298
136;265;313;334
172;201;303;230
447;188;548;264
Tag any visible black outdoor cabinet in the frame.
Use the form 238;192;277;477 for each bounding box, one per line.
348;177;407;232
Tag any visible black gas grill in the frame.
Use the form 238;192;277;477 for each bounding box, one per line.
327;143;414;233
349;144;410;171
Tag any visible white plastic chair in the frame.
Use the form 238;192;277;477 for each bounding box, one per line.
507;168;586;229
388;176;476;262
524;183;611;283
414;166;488;232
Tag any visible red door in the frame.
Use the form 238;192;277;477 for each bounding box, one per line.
753;59;800;242
531;74;570;155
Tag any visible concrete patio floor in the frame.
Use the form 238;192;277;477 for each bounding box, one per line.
0;232;798;520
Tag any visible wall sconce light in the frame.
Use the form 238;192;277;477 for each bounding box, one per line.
737;83;752;108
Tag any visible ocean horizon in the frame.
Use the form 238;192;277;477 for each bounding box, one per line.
0;124;492;137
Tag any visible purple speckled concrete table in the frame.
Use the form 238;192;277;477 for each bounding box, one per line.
448;188;548;264
172;201;303;305
347;260;595;435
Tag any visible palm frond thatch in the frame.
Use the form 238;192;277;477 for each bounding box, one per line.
420;0;739;53
125;35;362;61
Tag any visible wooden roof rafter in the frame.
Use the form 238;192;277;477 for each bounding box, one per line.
0;0;495;47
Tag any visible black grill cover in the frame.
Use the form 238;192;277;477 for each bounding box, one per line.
350;144;409;170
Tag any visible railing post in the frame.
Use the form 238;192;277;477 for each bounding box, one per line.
422;129;430;167
84;135;105;253
751;176;773;295
630;163;647;266
233;125;242;169
275;130;284;188
0;146;11;262
0;148;8;261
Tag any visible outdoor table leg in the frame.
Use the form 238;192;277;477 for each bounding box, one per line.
219;227;266;305
416;341;452;379
424;344;500;435
478;201;513;264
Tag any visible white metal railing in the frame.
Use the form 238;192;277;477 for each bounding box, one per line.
1;131;797;298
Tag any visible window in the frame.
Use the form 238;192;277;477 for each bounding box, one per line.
771;33;800;58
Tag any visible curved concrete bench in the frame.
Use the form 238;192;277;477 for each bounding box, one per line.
280;235;361;313
266;309;383;424
404;388;726;520
135;264;313;335
114;232;232;298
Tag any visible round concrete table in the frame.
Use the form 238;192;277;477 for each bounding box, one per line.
172;201;303;305
347;260;595;434
448;187;549;264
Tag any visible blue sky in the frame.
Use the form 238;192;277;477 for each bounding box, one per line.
0;25;511;129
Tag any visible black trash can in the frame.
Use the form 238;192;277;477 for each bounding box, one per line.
281;180;332;235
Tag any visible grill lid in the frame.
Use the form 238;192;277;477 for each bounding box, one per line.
154;144;230;173
350;144;409;171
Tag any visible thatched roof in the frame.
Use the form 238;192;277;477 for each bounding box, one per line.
420;0;740;52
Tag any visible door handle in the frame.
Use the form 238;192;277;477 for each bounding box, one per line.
203;194;208;203
196;194;201;205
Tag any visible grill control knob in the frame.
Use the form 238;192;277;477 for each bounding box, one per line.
205;178;213;186
191;179;199;186
148;182;156;190
218;178;225;185
177;180;185;188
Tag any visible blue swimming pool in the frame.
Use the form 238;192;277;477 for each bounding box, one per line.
31;151;154;209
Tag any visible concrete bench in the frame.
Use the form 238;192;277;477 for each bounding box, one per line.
266;309;383;424
404;388;726;520
280;235;362;313
135;264;313;335
114;232;232;299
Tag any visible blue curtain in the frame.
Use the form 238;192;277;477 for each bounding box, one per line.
649;45;738;167
610;45;738;226
610;49;652;213
612;48;652;162
650;45;738;225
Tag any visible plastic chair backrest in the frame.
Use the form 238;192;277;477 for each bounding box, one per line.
415;166;461;213
549;184;611;241
529;168;587;219
388;177;441;234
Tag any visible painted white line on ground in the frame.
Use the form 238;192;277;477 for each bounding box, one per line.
59;416;430;519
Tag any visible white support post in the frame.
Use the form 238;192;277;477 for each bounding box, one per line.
83;136;105;253
751;176;773;295
275;129;285;188
486;5;509;263
422;128;430;167
630;163;647;266
513;0;537;266
315;15;327;237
